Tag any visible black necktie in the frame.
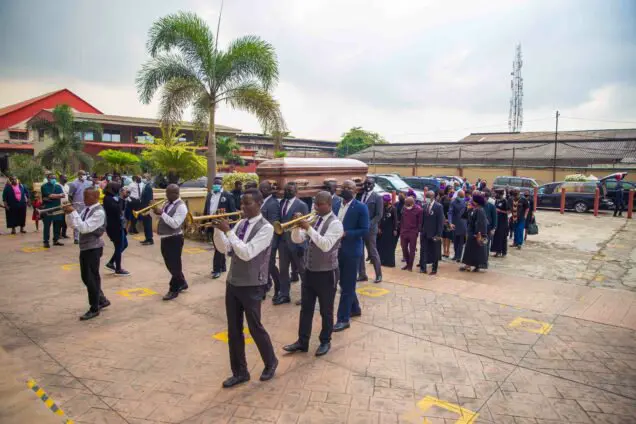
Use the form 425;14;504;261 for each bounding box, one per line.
82;208;90;221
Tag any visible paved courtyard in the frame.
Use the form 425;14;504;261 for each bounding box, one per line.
1;211;635;423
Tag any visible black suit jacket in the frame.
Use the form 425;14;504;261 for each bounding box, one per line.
103;194;125;240
203;190;236;215
140;183;154;208
280;197;309;250
421;201;444;239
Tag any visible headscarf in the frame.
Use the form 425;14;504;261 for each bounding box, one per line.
382;193;392;204
407;189;416;198
472;193;485;206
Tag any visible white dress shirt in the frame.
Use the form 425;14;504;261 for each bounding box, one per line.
214;214;274;262
126;181;144;200
67;203;105;233
61;183;70;202
338;199;353;221
207;191;222;214
280;197;297;216
153;199;188;238
291;212;344;252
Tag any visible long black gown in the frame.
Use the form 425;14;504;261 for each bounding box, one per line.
377;205;398;267
462;206;489;268
491;198;509;255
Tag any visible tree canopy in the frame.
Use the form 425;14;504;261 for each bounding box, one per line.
94;150;141;175
336;127;388;157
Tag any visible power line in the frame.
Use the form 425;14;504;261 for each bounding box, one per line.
560;116;636;125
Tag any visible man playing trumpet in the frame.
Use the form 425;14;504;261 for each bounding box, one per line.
283;191;343;357
152;184;189;300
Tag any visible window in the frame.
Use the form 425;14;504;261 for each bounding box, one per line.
38;129;45;140
102;130;121;142
384;176;410;190
9;131;28;140
509;178;523;187
522;179;537;188
83;131;94;141
494;177;510;185
604;181;617;190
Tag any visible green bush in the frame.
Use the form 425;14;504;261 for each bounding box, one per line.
8;154;44;190
221;172;259;191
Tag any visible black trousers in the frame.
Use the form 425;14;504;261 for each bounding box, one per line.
61;219;68;237
453;234;465;261
141;214;153;241
160;235;187;292
210;227;227;273
614;201;625;216
268;244;281;294
128;199;141;232
225;284;276;377
79;247;106;312
299;269;337;346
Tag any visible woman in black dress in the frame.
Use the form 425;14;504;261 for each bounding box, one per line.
460;193;489;272
2;175;29;234
377;194;398;267
103;182;130;276
440;185;454;258
491;189;510;257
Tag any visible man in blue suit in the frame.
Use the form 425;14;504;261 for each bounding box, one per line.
325;181;342;216
334;180;370;332
139;173;154;245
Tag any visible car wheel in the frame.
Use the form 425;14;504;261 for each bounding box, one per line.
574;201;588;213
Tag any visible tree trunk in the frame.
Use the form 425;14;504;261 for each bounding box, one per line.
206;106;217;190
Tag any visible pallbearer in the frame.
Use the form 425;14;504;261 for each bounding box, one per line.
152;184;189;300
213;188;278;388
284;191;343;357
63;187;111;321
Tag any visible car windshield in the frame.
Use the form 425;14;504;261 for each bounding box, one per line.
384;176;410;190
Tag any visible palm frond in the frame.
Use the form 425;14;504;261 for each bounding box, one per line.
136;53;201;104
191;93;211;144
27;117;57;135
216;35;279;91
159;77;208;125
146;11;215;82
224;84;286;133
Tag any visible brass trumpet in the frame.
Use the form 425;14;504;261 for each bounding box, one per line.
273;212;317;235
200;218;242;228
37;201;81;216
132;200;166;218
184;211;242;227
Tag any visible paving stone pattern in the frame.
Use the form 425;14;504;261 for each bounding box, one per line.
1;216;635;423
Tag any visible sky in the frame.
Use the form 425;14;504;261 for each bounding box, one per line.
0;0;635;143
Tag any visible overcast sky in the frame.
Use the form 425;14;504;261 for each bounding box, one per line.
0;0;634;142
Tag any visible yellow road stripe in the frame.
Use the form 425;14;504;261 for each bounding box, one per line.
26;378;73;424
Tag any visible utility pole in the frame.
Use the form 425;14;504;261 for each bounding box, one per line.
552;110;560;182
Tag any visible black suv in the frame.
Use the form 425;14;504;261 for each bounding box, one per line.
492;176;538;195
537;181;614;213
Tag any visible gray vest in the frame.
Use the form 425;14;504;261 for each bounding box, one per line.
157;199;184;236
305;214;340;272
227;217;272;287
79;205;105;251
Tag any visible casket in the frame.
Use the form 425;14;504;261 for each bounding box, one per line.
256;157;368;197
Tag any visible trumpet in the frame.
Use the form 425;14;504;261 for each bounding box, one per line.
273;212;317;235
37;201;80;216
185;211;242;227
132;200;166;218
200;218;242;228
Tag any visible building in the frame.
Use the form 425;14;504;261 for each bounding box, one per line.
0;89;337;172
350;129;636;184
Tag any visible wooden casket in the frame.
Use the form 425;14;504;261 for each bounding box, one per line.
256;158;368;198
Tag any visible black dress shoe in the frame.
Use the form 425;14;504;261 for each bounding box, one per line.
333;322;350;332
211;272;221;279
290;274;299;283
99;299;111;309
357;276;368;282
140;240;154;246
351;310;362;317
373;276;382;284
60;234;69;239
429;271;438;276
178;283;189;292
53;241;64;246
272;296;290;306
79;310;99;321
283;342;308;353
260;359;278;381
222;374;250;388
162;291;179;301
315;343;331;357
43;242;50;249
419;269;428;274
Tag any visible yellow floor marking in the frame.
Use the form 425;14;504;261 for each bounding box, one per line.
401;395;478;424
508;317;553;335
61;263;80;271
21;246;48;253
213;328;254;344
26;378;74;423
132;235;145;241
117;288;158;297
183;247;207;254
356;286;390;297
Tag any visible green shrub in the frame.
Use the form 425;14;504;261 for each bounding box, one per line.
221;172;259;191
8;154;44;190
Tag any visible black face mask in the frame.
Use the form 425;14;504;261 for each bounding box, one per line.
364;183;373;192
283;190;294;199
341;189;354;201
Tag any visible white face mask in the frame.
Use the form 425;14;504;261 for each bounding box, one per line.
406;205;414;210
488;198;495;205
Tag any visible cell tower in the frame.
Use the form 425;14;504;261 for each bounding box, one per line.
508;44;524;133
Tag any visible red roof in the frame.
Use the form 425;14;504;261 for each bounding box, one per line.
0;143;34;151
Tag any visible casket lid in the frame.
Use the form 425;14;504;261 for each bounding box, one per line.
257;157;367;173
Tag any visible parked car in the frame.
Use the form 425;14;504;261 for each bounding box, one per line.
434;175;463;186
600;172;635;208
402;177;441;193
537;181;614;213
492;176;539;195
370;174;424;201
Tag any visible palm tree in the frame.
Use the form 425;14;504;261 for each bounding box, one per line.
216;136;241;165
94;150;141;175
28;104;102;173
136;11;286;189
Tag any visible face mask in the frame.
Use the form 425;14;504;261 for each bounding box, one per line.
488;198;495;205
341;189;353;201
49;179;57;185
107;176;112;181
424;198;431;204
406;205;413;210
212;184;222;193
79;176;85;181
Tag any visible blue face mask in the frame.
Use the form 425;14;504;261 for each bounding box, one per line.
212;184;222;193
49;179;57;185
107;176;112;181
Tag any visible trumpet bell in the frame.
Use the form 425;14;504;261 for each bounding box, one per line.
273;212;317;235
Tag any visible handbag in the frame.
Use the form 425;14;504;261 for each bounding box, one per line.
527;219;539;235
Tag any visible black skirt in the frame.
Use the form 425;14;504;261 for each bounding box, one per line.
5;203;27;228
463;236;489;268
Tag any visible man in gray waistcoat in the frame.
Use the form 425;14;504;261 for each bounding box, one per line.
64;187;111;321
283;191;344;357
213;188;278;388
